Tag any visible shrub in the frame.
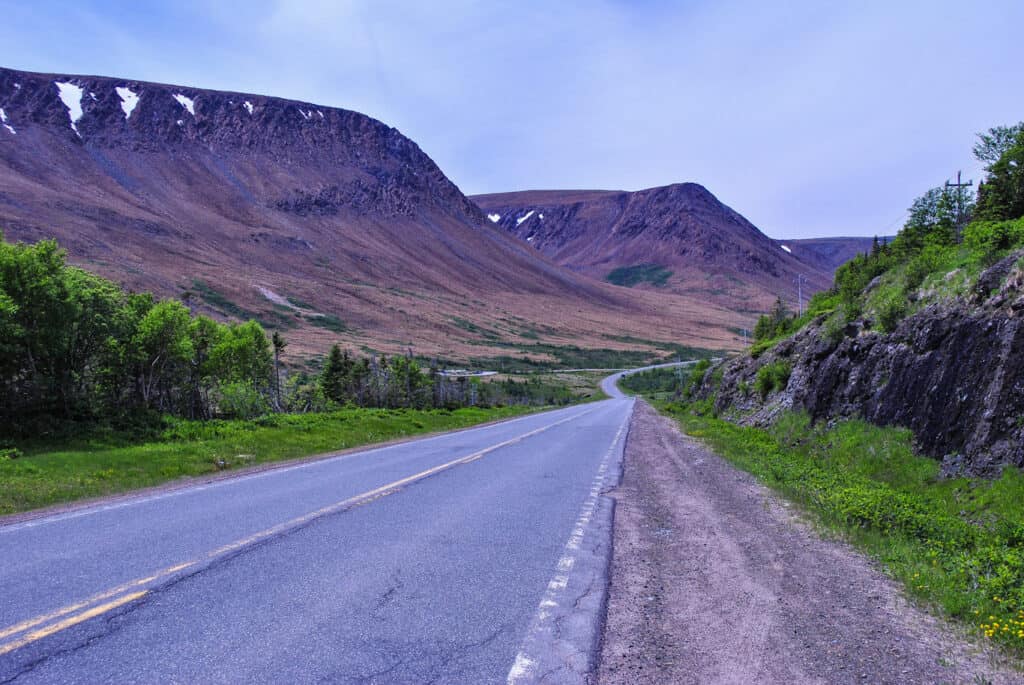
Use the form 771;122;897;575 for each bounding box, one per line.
874;285;908;333
755;360;791;399
684;359;712;398
216;381;270;419
963;218;1024;256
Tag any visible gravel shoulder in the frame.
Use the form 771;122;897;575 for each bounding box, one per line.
597;400;1018;684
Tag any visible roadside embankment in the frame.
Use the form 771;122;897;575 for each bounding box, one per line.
598;401;1018;684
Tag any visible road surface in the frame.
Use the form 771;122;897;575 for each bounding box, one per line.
0;396;634;683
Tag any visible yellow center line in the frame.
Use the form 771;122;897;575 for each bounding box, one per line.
0;592;148;656
0;407;594;654
0;561;194;642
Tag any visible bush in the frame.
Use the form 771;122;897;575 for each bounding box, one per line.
684;359;711;398
216;381;270;419
963;218;1024;256
755;360;791;399
874;286;908;333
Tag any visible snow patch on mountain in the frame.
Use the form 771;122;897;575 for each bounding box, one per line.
487;213;501;223
172;93;195;116
54;81;84;133
116;87;140;119
516;210;535;226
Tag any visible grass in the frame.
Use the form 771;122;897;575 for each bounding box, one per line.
0;405;541;516
191;279;257;320
450;317;501;340
649;399;1024;657
605;263;673;287
306;313;349;333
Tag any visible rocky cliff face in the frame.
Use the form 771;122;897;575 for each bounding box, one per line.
702;251;1024;476
0;67;480;221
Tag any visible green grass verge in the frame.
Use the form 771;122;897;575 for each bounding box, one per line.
652;400;1024;656
0;405;541;516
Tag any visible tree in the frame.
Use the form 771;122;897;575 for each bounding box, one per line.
899;187;960;251
973;122;1024;168
271;331;287;412
320;344;348;405
753;297;793;342
975;135;1024;222
132;299;194;411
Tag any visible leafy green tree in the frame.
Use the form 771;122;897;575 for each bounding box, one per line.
133;299;194;410
975;136;1024;221
973;122;1024;167
185;315;224;419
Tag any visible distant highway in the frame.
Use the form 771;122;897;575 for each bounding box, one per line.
0;389;638;682
601;360;700;398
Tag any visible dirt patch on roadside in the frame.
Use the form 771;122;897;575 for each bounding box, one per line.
597;401;1018;684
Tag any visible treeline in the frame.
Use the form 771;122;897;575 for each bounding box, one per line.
753;120;1024;344
1;237;279;431
286;346;577;413
0;236;571;436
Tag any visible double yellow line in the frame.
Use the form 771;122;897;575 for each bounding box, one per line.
0;407;594;656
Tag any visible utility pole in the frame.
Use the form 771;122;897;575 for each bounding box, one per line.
794;274;809;316
945;170;973;243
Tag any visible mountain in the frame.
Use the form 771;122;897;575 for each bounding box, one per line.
471;185;833;314
779;237;888;274
0;66;745;362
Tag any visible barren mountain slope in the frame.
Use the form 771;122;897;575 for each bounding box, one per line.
0;67;743;361
472;185;833;313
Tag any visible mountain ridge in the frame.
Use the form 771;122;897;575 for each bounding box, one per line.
0;66;744;360
472;184;834;312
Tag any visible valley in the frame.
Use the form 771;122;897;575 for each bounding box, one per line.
2;25;1023;683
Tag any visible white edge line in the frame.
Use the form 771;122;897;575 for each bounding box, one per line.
507;400;632;684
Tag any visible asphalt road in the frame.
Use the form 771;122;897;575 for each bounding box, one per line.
601;360;698;399
0;396;634;684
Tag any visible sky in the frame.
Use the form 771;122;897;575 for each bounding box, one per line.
2;0;1023;238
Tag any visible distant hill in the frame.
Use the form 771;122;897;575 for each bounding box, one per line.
472;184;833;314
0;66;745;362
779;237;892;274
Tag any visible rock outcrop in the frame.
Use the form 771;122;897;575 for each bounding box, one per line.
702;251;1024;476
